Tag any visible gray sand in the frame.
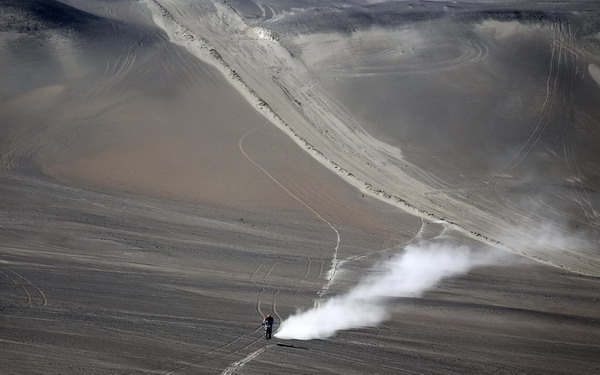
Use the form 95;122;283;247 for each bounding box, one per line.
1;0;599;374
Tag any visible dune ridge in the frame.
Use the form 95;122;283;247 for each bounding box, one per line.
142;0;599;276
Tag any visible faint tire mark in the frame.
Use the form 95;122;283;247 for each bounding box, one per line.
301;257;312;280
317;257;325;280
239;125;341;295
250;262;266;318
7;269;47;307
221;344;274;375
327;37;489;78
271;289;282;323
0;269;32;306
485;21;563;217
164;326;263;374
345;215;427;263
263;262;276;282
261;263;283;323
316;342;411;373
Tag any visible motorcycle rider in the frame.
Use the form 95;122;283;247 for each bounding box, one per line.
263;314;274;339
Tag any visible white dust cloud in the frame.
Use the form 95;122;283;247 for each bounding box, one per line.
275;242;492;340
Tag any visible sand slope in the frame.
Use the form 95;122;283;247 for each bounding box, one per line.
1;0;599;374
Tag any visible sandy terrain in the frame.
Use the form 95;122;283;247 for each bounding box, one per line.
1;0;599;374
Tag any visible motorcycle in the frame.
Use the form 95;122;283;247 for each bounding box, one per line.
264;323;273;340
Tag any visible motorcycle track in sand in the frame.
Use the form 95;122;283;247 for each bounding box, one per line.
221;344;274;375
163;326;264;374
0;267;48;307
250;262;266;318
238;124;341;294
261;262;283;323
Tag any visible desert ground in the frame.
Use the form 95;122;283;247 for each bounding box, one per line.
1;0;599;374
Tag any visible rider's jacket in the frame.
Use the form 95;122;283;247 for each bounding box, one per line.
263;317;274;326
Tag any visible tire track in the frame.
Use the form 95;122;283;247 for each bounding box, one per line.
0;269;32;306
314;342;413;373
255;1;266;19
271;289;281;323
327;37;489;78
7;269;47;307
87;44;138;99
344;215;431;263
487;20;598;242
0;267;47;307
317;257;325;281
261;262;283;323
558;24;600;238
300;257;312;280
250;262;266;318
487;23;558;185
164;326;264;374
221;344;274;375
251;261;283;326
238;125;341;295
485;21;565;219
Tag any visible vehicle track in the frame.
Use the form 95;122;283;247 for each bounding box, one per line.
0;267;47;307
484;20;567;222
344;215;444;264
238;124;342;293
487;22;559;184
300;257;312;280
558;25;600;239
261;262;283;323
8;268;48;307
317;257;325;281
326;37;489;78
164;326;264;374
313;342;413;373
0;269;32;306
221;344;274;375
250;262;266;318
487;19;599;243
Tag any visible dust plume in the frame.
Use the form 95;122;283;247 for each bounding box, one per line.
275;242;493;340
